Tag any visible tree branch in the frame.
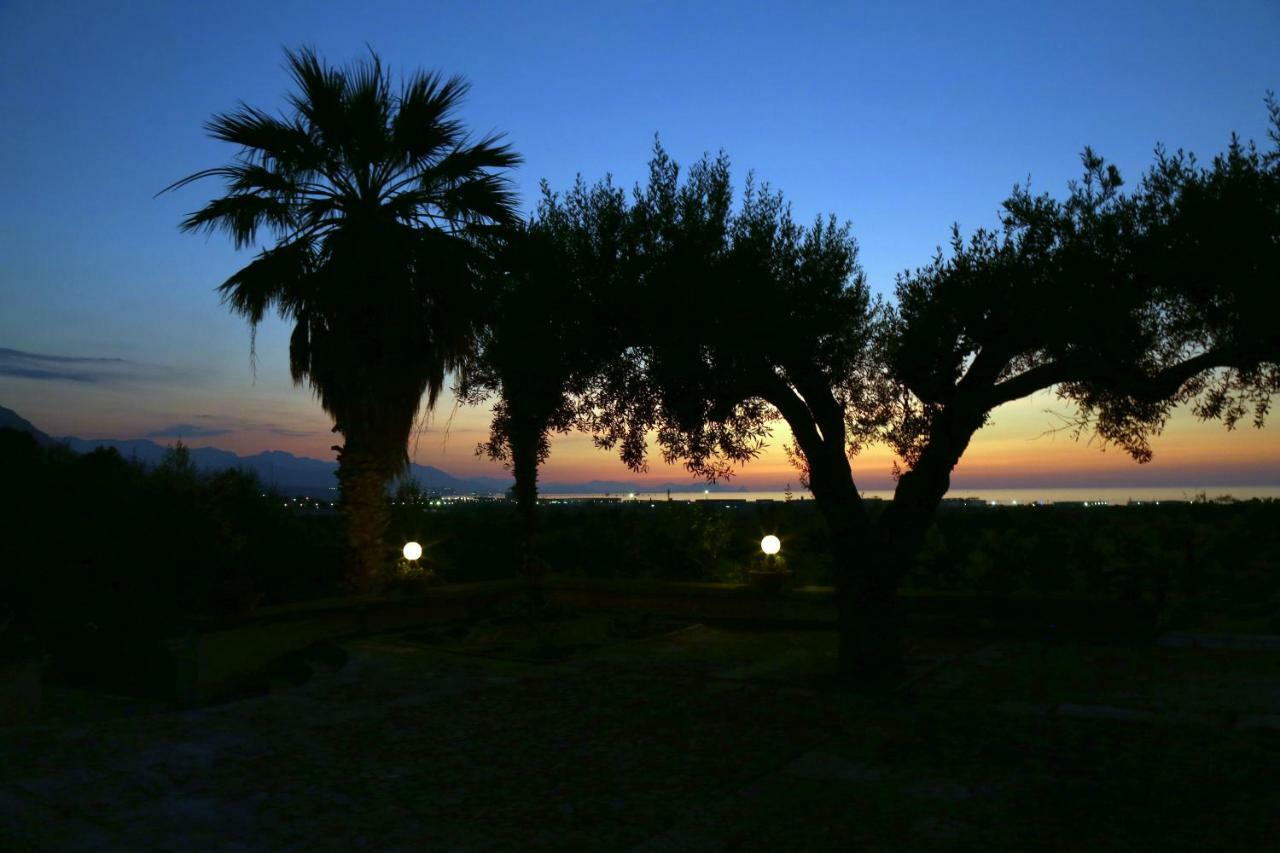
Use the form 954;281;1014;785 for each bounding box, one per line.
983;347;1243;410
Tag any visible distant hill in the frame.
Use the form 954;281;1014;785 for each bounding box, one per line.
0;404;55;446
58;435;509;496
1;405;749;497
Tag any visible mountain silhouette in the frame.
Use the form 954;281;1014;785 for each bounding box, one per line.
55;435;509;496
1;405;755;496
0;404;54;446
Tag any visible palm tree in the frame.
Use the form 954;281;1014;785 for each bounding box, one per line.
165;47;521;588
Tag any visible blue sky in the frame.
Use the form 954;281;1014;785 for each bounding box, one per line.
1;0;1277;486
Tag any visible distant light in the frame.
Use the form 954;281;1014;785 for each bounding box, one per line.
761;535;781;556
403;541;423;561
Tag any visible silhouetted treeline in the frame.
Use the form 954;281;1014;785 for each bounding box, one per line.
0;429;344;687
389;497;1280;630
5;423;1276;693
915;502;1279;627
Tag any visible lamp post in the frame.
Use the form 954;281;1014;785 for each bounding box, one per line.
750;534;789;593
401;540;429;582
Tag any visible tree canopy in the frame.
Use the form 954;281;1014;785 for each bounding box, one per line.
884;97;1280;472
544;107;1280;679
583;143;882;492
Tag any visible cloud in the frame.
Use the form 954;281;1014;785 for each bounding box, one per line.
0;347;127;383
0;347;180;385
146;416;320;440
145;424;234;439
266;427;316;438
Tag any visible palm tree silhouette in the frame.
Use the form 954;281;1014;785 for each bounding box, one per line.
165;47;521;587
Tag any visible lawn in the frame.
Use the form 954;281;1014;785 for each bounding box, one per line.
2;620;1278;850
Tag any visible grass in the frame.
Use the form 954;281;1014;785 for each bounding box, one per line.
4;619;1278;849
402;609;690;662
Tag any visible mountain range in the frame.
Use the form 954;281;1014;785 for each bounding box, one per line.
0;405;746;496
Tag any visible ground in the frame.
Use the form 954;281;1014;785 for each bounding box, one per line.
2;621;1279;850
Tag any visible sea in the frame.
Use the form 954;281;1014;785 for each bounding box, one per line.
539;486;1280;505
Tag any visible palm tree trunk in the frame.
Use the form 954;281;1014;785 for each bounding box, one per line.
335;440;392;591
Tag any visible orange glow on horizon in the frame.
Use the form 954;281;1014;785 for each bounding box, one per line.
11;383;1278;490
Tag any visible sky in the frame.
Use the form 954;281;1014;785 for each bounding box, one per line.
1;0;1277;492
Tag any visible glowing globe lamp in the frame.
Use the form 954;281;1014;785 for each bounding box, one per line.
760;535;781;556
403;541;423;562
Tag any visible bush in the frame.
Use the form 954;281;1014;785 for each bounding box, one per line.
0;429;340;670
386;494;1280;629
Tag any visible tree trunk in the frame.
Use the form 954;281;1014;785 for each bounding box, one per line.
810;406;982;684
805;451;904;684
334;440;392;592
507;411;547;606
831;512;905;684
856;406;984;677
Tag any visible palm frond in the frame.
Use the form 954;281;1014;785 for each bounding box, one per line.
433;172;522;227
392;72;469;163
288;316;313;384
207;106;322;171
283;47;346;143
216;239;313;324
428;133;523;184
171;45;521;486
180;193;294;248
340;50;394;183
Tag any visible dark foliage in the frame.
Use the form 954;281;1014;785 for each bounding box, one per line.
457;178;632;574
385;497;1280;630
884;102;1280;470
388;499;831;587
557;107;1280;679
0;429;341;691
915;502;1280;626
581;142;880;486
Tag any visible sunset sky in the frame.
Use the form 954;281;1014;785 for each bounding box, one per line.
1;0;1277;491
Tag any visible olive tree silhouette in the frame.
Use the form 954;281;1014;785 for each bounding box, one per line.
584;104;1278;682
164;48;520;588
862;104;1280;676
459;178;632;594
582;144;887;674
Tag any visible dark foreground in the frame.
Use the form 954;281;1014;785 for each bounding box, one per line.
3;624;1279;850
